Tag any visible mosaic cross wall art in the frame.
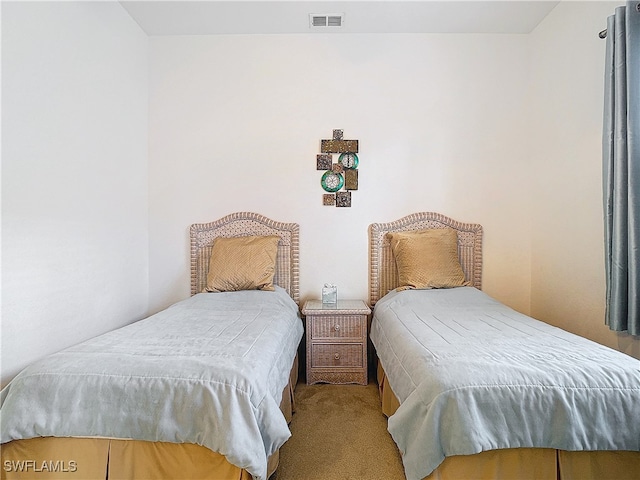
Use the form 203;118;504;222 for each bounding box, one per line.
316;129;359;207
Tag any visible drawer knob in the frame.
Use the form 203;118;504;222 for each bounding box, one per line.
334;324;340;331
334;353;340;360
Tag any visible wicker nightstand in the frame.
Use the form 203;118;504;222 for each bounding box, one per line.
302;299;371;385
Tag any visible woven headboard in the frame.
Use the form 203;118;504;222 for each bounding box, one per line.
190;212;300;304
368;212;483;306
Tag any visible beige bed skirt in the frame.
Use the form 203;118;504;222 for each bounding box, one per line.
377;362;640;480
1;357;298;480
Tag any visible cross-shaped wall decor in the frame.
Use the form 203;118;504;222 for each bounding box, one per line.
316;129;359;207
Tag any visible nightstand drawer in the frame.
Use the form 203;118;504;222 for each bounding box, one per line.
310;315;365;339
311;344;364;368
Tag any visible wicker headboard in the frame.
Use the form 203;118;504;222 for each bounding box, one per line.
190;212;300;304
368;212;483;306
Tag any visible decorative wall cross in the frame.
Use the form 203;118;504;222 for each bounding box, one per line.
316;129;359;207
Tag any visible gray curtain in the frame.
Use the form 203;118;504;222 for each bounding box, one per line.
603;2;640;335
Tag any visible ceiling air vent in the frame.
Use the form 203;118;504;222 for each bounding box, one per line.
309;13;344;29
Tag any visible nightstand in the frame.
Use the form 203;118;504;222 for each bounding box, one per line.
302;299;371;385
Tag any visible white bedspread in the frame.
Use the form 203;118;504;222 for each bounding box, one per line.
1;286;303;480
370;287;640;480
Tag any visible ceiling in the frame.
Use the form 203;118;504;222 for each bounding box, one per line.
119;1;561;36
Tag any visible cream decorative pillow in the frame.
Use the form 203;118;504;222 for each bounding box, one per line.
205;235;280;292
387;228;469;291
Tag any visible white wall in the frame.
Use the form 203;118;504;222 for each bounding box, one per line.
1;2;150;387
148;33;533;314
529;1;639;359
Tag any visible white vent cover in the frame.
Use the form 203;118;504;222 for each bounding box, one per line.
309;13;344;29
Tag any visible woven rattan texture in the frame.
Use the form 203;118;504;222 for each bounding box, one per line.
304;301;369;385
190;212;300;303
307;370;367;385
311;316;364;339
311;344;364;368
368;212;483;306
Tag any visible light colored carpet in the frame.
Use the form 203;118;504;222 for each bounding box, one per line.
272;382;406;480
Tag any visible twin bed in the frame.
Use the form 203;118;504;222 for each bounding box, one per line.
2;211;639;480
368;212;640;480
1;212;302;480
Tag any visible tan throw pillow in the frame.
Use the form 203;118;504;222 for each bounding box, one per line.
387;228;469;291
205;235;280;292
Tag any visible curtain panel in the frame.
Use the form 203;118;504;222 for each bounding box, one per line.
603;2;640;335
